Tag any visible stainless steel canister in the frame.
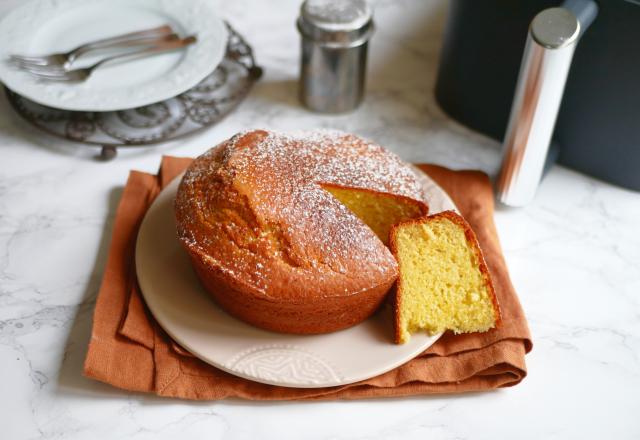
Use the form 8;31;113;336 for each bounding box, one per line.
297;0;374;113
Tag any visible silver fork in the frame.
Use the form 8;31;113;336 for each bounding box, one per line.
23;36;197;82
10;24;174;69
13;33;181;73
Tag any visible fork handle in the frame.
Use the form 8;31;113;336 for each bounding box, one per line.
71;25;174;61
91;36;198;69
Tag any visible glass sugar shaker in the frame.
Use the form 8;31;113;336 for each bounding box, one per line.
297;0;374;113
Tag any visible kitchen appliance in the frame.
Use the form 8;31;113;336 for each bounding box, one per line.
435;0;640;197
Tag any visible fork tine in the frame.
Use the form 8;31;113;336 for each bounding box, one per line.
11;60;66;72
15;63;68;75
22;69;74;80
30;74;76;82
10;55;51;65
11;59;58;68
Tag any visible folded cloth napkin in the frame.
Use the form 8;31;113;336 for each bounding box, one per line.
83;156;532;400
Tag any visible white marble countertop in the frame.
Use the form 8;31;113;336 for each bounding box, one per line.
1;0;639;438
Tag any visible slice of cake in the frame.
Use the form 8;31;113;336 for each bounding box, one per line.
322;184;428;246
390;211;501;344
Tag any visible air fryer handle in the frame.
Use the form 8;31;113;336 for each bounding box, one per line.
496;1;598;207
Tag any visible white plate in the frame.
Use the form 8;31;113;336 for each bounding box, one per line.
0;0;227;111
135;170;456;388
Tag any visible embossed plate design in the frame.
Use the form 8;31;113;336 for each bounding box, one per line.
0;0;227;111
135;170;454;388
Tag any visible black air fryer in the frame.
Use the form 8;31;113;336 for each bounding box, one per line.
435;0;640;192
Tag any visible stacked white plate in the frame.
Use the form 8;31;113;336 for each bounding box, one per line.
0;0;228;112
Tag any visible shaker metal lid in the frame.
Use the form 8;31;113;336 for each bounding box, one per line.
297;0;374;48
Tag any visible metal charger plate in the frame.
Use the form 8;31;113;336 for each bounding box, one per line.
4;23;262;159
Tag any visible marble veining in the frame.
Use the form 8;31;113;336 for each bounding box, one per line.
0;0;639;439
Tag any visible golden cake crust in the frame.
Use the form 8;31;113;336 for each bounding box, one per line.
174;129;431;334
390;210;502;344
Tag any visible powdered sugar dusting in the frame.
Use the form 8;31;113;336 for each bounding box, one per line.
231;128;427;198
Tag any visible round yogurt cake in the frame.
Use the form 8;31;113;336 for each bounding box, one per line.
174;129;430;334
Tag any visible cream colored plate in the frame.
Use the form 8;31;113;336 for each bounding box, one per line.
135;170;456;388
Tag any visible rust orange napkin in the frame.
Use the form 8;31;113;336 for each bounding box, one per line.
83;156;532;400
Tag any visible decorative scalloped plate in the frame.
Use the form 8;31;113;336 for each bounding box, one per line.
0;0;227;111
135;169;454;388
